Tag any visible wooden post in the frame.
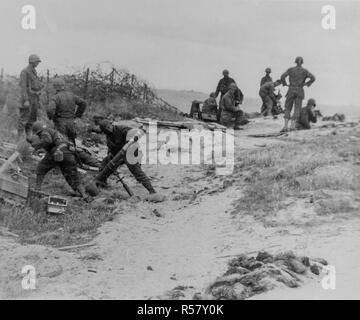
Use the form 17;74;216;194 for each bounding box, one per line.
46;69;50;104
110;68;115;92
130;74;135;100
84;68;90;99
143;84;148;103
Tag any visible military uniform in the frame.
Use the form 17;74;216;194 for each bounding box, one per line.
281;66;315;121
260;74;272;87
215;77;244;122
296;105;317;130
29;127;85;194
220;90;243;129
19;65;43;135
47;90;86;143
259;82;277;116
100;124;155;193
47;88;99;168
202;96;218;114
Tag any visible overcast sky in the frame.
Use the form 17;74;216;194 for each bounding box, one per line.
0;0;359;105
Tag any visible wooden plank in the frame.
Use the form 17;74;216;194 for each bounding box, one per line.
0;151;19;175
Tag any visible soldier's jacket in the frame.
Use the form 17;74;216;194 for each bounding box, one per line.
19;65;43;102
281;66;315;98
297;106;317;129
215;77;236;97
105;125;132;156
30;128;68;153
202;97;217;113
47;90;86;120
260;75;272;87
221;91;236;111
259;81;277;99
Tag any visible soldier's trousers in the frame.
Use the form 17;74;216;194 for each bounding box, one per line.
36;150;82;192
284;91;303;121
54;118;77;143
260;95;274;116
18;95;40;136
101;155;155;193
222;106;243;127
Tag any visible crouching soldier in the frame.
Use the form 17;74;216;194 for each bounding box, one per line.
296;98;317;130
259;80;281;117
221;83;245;130
47;78;100;168
94;120;157;195
27;121;91;202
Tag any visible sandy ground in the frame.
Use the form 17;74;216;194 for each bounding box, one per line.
1;116;360;300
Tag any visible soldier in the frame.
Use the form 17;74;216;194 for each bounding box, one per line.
19;54;44;138
280;56;315;132
202;92;218;114
296;98;317;130
260;67;273;87
221;83;244;130
94;119;157;194
214;70;243;122
47;78;86;143
27;121;91;202
47;78;100;168
259;80;281;116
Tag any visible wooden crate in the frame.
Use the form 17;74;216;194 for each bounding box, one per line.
0;173;29;199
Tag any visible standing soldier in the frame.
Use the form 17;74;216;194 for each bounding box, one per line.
47;78;86;144
27;121;91;202
47;78;100;168
260;67;273;87
214;70;243;122
280;56;315;132
19;54;44;138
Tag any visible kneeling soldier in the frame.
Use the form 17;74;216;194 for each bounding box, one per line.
28;121;91;201
296;98;317;130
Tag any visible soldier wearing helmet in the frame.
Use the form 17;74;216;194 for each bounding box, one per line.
280;56;316;132
220;83;245;130
214;69;244;122
296;98;318;130
47;77;100;168
259;80;282;117
18;54;44;139
47;77;87;144
260;67;273;87
28;121;91;202
94;119;157;194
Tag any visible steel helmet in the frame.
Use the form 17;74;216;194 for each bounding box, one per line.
98;120;113;133
229;82;238;90
32;121;46;135
295;56;304;64
307;98;316;106
29;54;41;64
126;128;144;142
53;78;66;90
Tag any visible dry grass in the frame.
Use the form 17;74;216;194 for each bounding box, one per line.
233;130;360;219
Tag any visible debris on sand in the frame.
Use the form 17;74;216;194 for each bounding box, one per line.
201;251;327;300
322;113;345;122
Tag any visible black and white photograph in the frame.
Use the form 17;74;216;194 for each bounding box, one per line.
0;0;360;306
